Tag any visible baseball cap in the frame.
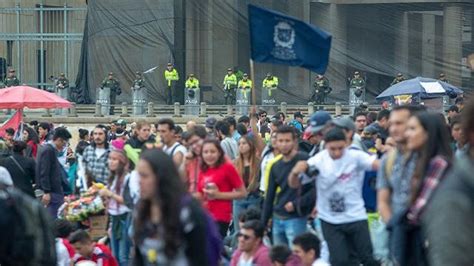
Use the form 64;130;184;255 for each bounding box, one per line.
331;117;356;132
115;128;126;137
309;111;331;134
363;125;378;135
117;119;127;126
205;117;217;129
294;111;304;119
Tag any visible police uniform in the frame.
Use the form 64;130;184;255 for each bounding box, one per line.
164;64;179;105
312;75;331;104
185;75;199;100
237;77;252;100
262;75;278;97
438;73;449;84
101;72;121;114
185;76;199;89
133;72;145;90
3;71;20;87
223;69;237;105
349;72;365;99
56;73;69;100
390;74;406;86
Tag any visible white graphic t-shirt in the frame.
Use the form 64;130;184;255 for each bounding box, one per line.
307;148;375;224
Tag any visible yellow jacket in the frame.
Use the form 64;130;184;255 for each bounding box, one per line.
262;77;279;88
164;68;179;86
223;74;237;86
238;79;252;90
185;78;199;89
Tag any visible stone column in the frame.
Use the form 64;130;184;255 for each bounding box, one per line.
443;4;463;86
395;11;409;75
422;14;436;77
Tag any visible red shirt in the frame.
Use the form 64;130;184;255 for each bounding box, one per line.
72;243;118;266
61;238;75;258
198;161;244;223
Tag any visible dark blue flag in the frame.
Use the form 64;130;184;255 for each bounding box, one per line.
248;4;332;74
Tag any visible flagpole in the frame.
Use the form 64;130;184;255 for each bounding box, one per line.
250;59;256;106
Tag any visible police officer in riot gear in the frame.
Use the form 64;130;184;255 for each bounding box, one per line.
223;68;237;105
101;72;121;115
56;73;69;91
438;73;449;83
262;73;279;97
185;73;199;99
164;63;179;105
312;74;331;104
349;71;366;98
390;73;406;86
2;68;20;88
237;73;252;100
133;71;145;90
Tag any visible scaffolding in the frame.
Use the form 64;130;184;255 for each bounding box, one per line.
0;2;86;88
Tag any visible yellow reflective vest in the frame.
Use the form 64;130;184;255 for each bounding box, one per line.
164;68;179;87
262;76;279;88
223;74;237;87
185;78;199;89
238;79;252;90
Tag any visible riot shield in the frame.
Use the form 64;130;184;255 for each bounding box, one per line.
97;87;111;115
261;87;277;114
236;88;250;115
349;86;365;115
132;86;147;115
55;87;69;115
185;87;200;115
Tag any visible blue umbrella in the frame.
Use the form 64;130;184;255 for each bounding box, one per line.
376;77;463;100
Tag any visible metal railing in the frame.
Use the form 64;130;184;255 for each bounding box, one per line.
0;3;87;88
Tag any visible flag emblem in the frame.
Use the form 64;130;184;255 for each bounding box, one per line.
272;21;297;60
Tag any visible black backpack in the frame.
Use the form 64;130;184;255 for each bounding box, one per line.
0;186;56;266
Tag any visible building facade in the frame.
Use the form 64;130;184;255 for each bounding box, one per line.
0;0;472;103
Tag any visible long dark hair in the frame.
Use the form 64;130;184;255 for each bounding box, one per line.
23;126;39;144
234;135;260;191
410;112;452;203
200;138;226;172
133;149;186;258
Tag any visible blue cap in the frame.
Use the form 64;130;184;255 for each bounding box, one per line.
309;111;331;134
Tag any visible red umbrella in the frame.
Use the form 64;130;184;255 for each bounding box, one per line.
0;85;72;109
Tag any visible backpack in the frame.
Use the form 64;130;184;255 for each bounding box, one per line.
181;195;222;266
0;186;56;266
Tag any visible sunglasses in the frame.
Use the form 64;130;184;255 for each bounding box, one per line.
237;233;253;240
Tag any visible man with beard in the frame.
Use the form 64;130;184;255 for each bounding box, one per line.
82;125;110;184
262;125;315;247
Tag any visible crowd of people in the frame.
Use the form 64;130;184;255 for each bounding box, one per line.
0;96;473;266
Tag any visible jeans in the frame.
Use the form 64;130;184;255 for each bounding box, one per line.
110;213;131;266
232;194;263;233
46;192;64;219
321;219;379;266
272;216;307;247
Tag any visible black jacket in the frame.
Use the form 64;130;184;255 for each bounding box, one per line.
35;144;63;194
0;154;36;198
262;152;316;226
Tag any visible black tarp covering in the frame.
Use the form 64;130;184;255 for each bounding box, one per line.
75;0;176;104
